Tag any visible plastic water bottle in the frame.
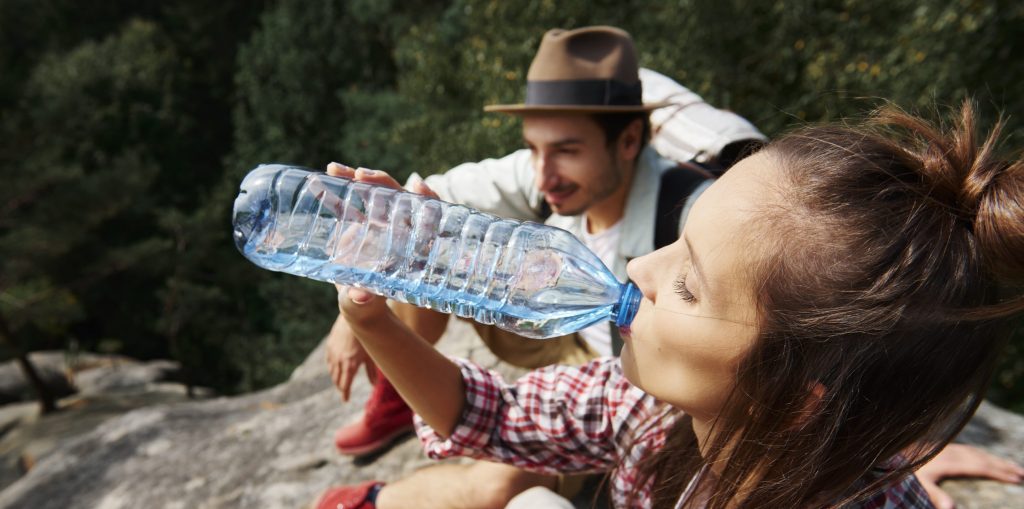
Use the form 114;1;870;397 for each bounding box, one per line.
232;164;641;339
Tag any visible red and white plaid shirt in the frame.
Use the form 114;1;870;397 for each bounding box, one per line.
415;357;934;508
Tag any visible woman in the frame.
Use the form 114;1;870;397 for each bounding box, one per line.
332;101;1023;508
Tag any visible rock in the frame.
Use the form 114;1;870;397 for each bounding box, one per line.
73;359;182;395
0;401;39;489
0;352;76;405
0;351;182;404
0;321;487;509
940;402;1024;508
0;320;1021;509
0;353;208;497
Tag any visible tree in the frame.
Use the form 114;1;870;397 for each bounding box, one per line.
0;19;176;411
160;0;444;392
0;1;266;403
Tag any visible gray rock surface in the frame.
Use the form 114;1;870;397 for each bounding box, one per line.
0;320;499;509
944;402;1024;506
0;321;1021;509
0;352;76;405
0;355;200;492
73;359;182;395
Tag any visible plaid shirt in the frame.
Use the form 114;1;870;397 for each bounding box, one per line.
415;357;934;508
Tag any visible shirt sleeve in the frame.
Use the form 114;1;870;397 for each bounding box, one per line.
407;149;543;222
415;357;654;476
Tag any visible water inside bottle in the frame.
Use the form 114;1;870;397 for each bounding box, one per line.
234;165;638;338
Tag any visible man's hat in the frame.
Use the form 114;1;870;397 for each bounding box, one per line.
485;26;672;114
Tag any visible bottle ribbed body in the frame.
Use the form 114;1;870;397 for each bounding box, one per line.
232;165;639;338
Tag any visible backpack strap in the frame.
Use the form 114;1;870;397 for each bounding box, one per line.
610;162;715;356
537;161;715;244
654;162;715;249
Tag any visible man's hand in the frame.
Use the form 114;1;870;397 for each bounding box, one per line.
324;314;375;402
915;443;1024;509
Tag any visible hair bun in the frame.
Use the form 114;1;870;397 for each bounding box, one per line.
945;103;1024;283
881;101;1024;284
972;158;1024;282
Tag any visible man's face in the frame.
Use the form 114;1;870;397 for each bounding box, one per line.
522;114;629;217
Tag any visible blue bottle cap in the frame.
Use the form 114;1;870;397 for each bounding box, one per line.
613;282;641;328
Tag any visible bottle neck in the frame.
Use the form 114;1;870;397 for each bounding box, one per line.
612;282;641;328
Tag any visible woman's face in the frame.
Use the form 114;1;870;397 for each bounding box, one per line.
622;152;780;422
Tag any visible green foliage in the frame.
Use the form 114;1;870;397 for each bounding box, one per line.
231;0;406;171
385;0;1024;165
0;1;264;391
990;319;1024;414
2;0;1022;404
1;19;176;351
213;0;421;390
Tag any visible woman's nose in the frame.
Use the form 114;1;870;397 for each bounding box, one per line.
626;254;657;303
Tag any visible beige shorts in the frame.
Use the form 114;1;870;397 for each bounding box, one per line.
467;321;598;369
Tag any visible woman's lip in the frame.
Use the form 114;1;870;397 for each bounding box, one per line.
618;325;631;339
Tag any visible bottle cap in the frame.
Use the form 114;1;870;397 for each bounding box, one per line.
613;282;641;328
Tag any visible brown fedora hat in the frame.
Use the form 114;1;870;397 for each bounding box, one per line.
485;26;671;114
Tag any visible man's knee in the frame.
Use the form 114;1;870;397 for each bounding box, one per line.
470;320;594;369
461;462;557;509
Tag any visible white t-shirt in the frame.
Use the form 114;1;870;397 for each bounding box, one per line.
577;216;623;357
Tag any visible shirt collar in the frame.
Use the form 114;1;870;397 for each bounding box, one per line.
619;146;664;260
543;146;670;280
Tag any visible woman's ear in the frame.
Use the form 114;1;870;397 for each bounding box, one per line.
792;382;827;429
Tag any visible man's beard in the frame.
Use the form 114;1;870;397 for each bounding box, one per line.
547;159;623;216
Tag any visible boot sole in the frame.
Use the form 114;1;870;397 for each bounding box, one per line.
335;423;416;456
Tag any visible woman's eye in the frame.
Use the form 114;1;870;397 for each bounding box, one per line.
673;274;696;303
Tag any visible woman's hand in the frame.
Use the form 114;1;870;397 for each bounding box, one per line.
915;443;1024;509
321;162;438;401
322;161;463;431
326;161;438;197
336;285;394;335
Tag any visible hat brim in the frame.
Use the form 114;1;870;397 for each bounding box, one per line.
484;100;674;115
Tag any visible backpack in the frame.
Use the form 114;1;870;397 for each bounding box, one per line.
644;68;766;248
642;68;766;175
626;71;768;354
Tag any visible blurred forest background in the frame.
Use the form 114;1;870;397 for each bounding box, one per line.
1;0;1022;412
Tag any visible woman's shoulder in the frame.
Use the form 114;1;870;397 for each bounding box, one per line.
527;357;653;407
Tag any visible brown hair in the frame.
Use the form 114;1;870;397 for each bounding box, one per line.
628;100;1024;508
591;112;651;158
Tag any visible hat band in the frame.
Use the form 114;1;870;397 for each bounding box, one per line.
525;79;642;107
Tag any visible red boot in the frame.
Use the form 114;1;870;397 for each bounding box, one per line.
315;480;384;509
334;366;414;456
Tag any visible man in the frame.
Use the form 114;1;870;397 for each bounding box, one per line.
315;26;1023;509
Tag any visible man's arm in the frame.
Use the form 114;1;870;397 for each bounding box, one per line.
416;149;542;221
